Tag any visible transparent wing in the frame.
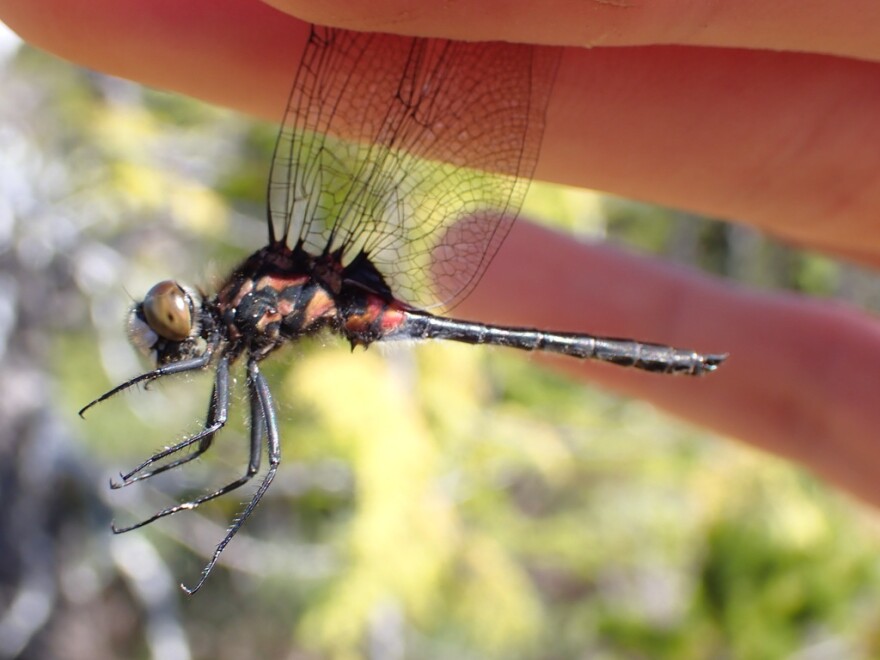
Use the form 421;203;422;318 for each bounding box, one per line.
268;26;559;309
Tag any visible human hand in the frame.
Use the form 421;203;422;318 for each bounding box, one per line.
3;0;880;506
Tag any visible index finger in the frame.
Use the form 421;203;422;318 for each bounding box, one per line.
3;0;880;264
268;0;880;62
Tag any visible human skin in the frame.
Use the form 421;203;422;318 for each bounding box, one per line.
2;0;880;506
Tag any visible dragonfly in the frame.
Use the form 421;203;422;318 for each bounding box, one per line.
81;26;726;594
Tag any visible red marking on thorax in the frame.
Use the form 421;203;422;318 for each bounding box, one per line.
220;279;253;309
256;273;308;294
344;295;406;334
378;304;406;332
303;289;337;326
256;309;282;333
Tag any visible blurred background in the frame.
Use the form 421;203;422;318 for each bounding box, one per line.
1;22;879;660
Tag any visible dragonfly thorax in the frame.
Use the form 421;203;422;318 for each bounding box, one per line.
203;241;419;362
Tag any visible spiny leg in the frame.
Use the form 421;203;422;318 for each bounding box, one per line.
182;359;280;595
111;361;265;535
112;357;231;488
79;350;215;417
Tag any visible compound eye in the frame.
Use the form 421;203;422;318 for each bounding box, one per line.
142;280;193;341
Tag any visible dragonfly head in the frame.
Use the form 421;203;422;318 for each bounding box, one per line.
128;280;211;365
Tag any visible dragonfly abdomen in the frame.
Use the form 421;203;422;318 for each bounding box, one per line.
396;312;726;376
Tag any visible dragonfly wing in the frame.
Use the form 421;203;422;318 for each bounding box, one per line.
267;26;560;309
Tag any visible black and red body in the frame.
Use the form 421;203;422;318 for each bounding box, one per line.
80;26;726;594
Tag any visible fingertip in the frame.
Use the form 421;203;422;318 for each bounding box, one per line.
1;0;308;121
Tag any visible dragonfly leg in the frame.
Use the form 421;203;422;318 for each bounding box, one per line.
111;359;265;537
79;348;215;417
112;357;231;488
182;359;280;595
